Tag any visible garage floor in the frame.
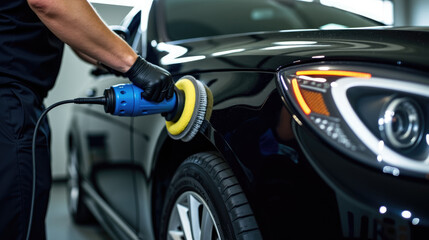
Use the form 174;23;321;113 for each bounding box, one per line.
46;181;111;240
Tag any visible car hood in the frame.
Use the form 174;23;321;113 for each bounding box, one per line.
157;26;429;75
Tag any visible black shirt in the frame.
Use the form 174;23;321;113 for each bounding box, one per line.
0;0;64;100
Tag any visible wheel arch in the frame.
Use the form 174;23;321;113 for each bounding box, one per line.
66;117;90;179
67;118;81;161
151;124;259;236
151;130;216;234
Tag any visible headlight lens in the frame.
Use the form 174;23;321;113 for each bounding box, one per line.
277;63;429;178
379;97;423;149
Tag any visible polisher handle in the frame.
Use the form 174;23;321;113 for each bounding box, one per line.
104;83;177;116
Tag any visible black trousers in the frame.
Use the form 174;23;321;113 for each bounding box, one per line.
0;83;51;239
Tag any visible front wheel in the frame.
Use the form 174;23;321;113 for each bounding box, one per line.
160;152;262;240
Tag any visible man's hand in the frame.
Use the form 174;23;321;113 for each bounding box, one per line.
125;56;174;102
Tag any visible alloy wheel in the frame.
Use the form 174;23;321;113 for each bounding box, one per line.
167;191;221;240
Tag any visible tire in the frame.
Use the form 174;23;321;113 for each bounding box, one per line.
67;143;93;224
160;152;262;240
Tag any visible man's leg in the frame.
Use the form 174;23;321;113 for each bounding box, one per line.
0;84;51;239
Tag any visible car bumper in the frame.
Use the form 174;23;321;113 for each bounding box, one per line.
295;123;429;239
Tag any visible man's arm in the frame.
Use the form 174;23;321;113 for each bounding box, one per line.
72;49;98;65
28;0;174;101
27;0;137;73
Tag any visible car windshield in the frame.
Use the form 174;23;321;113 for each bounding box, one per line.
163;0;382;41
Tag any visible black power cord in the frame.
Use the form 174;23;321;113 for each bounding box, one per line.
26;96;106;240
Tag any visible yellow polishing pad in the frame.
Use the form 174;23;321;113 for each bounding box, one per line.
165;78;196;135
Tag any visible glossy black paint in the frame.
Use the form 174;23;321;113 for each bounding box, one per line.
153;28;429;75
67;1;429;239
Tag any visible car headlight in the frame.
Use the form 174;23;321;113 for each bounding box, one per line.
277;63;429;178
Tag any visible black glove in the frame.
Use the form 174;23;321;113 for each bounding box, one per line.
125;56;174;102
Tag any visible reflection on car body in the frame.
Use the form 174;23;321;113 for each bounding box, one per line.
67;0;429;239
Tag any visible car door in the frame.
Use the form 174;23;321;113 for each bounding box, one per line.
124;7;160;239
82;8;144;233
83;73;140;231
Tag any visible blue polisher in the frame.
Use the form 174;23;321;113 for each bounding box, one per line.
103;75;212;142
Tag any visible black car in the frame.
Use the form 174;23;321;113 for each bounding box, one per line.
67;0;429;239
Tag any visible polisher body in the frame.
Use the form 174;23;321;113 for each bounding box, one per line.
106;83;177;117
104;76;209;142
